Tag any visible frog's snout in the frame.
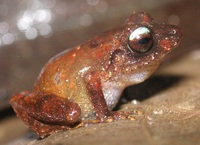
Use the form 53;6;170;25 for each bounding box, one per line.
158;24;182;51
166;25;182;45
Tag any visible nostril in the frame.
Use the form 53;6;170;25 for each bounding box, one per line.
169;29;179;35
167;25;183;38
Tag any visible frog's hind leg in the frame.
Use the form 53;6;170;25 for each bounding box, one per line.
9;91;81;138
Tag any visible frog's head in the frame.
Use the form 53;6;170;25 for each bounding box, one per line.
107;12;182;86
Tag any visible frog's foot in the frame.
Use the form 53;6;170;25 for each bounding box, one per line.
76;111;138;128
25;117;73;138
9;91;81;138
109;111;139;121
97;111;138;123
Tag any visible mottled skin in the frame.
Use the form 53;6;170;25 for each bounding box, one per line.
10;12;182;138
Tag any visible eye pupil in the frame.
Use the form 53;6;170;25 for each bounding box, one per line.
138;37;151;44
128;27;153;53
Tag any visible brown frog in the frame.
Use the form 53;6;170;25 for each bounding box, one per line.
10;12;182;138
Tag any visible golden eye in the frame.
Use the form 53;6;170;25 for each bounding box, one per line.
128;27;153;53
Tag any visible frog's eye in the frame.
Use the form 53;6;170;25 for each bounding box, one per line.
128;27;153;53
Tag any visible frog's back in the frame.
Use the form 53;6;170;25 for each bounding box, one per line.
34;46;88;97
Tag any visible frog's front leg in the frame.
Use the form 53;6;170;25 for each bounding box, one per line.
10;91;81;138
85;72;111;121
85;72;132;122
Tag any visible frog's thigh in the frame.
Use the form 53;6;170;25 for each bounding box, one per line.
10;91;81;125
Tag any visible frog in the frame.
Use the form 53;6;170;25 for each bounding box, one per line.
10;11;182;138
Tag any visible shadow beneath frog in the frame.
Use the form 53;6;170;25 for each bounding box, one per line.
114;74;184;110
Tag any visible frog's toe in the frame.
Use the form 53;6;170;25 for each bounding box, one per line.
110;111;138;121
